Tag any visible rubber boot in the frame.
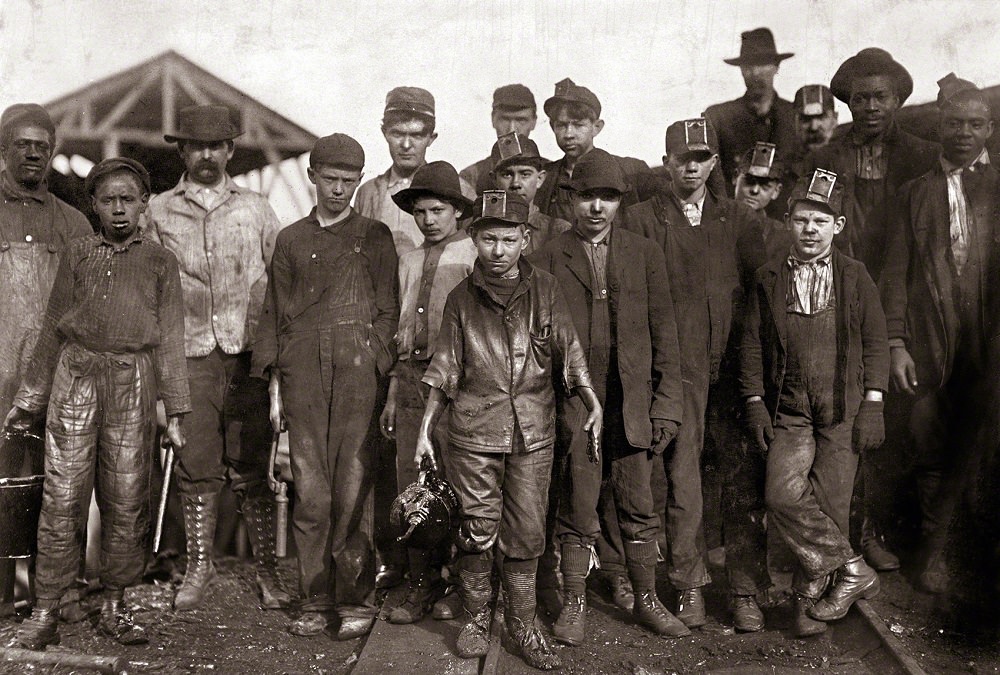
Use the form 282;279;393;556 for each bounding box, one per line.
553;543;590;646
502;560;560;671
389;548;438;624
625;540;689;637
241;492;291;609
12;600;60;650
174;492;218;611
98;590;148;645
455;553;493;659
808;556;878;622
792;571;829;637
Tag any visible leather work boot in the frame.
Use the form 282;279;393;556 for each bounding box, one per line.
808;556;879;622
793;594;828;637
553;592;586;645
174;492;219;611
675;587;707;628
456;558;494;658
432;584;462;620
11;607;60;650
731;594;764;632
861;519;900;572
609;573;635;612
634;591;690;637
98;597;148;645
504;614;561;670
334;606;375;641
456;605;492;658
389;579;438;624
375;564;405;590
242;493;291;609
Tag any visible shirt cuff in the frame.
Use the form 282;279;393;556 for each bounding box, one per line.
888;338;906;349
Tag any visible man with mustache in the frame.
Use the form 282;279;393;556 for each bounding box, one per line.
704;28;798;189
145;105;286;613
0;103;92;621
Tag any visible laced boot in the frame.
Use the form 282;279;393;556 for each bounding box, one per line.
553;543;591;646
502;563;561;671
675;587;707;628
808;556;879;622
861;518;900;572
98;592;148;645
792;571;829;637
455;555;494;658
241;492;290;609
625;540;689;637
389;548;438;624
11;605;60;650
174;491;218;611
608;573;635;612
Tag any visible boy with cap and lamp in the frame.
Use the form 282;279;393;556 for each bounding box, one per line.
252;133;399;640
491;131;571;255
623;117;764;630
0;103;92;619
531;151;687;643
881;74;1000;594
356;87;439;258
8;158;189;650
415;189;601;670
535;78;656;224
740;169;889;638
377;160;476;624
460;84;538;198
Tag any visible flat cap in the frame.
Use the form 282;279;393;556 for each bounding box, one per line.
490;132;548;173
310;133;365;170
543;78;601;119
793;85;836;116
936;72;981;108
830;48;913;105
1;103;55;138
738;142;785;180
384;86;435;119
85;157;151;196
470;190;530;229
560;149;628;194
788;169;844;216
493;84;536;111
665;118;719;155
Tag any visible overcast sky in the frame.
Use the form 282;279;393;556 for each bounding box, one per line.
1;0;998;215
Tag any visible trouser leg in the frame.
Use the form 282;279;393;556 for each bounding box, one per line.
174;350;227;497
719;428;770;596
221;352;271;501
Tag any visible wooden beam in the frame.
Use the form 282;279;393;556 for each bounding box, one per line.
102;135;120;159
95;66;161;133
171;68;211;106
162;59;176;135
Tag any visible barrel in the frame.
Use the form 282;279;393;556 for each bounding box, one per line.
0;474;44;558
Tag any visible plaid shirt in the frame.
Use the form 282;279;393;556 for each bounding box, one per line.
145;175;281;358
15;232;191;415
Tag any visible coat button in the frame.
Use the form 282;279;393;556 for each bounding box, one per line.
24;235;32;242
417;307;424;314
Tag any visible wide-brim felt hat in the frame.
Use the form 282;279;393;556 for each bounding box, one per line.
558;149;629;194
164;105;242;143
723;28;793;66
391;161;473;215
830;48;914;105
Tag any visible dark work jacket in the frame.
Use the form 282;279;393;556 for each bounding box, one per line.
804;123;940;282
422;258;591;453
704;94;799;188
622;189;763;383
881;161;1000;391
739;249;890;425
529;227;683;446
536;150;659;223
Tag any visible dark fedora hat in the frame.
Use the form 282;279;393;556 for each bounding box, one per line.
830;48;913;105
724;28;793;66
559;149;629;194
164;105;242;143
391;161;474;215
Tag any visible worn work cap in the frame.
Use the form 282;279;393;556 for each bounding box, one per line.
493;84;536;112
470;190;530;229
164;105;242;143
788;169;844;216
738;142;785;180
794;85;835;116
936;72;982;108
560;149;628;194
723;27;793;66
1;103;55;138
830;48;914;105
310;133;365;170
85;157;152;196
490;132;548;173
665;118;719;155
391;160;472;215
384;86;435;120
543;78;601;119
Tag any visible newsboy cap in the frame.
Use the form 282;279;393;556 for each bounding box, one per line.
310;133;365;170
936;72;982;108
1;103;55;139
793;85;836;117
493;84;536;112
543;78;601;119
85;157;152;196
391;161;472;215
723;28;793;66
490;132;548;173
470;190;530;229
384;87;435;120
559;149;628;194
788;169;844;216
738;142;785;181
665;118;719;155
164;105;242;143
830;48;914;105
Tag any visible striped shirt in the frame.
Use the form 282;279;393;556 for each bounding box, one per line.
15;232;191;415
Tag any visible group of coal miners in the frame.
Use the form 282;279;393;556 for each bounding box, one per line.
2;25;999;671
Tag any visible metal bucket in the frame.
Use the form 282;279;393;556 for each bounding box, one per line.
0;428;45;558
